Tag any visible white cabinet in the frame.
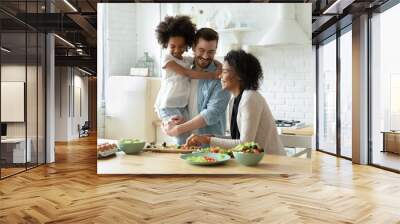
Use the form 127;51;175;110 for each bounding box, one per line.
1;138;32;163
104;76;161;142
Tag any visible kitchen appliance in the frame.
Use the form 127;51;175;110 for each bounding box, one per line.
257;4;309;46
275;120;304;128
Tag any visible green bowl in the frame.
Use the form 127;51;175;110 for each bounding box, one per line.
233;152;264;166
181;152;230;166
118;139;145;155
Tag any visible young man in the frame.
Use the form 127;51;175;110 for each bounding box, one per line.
164;28;230;139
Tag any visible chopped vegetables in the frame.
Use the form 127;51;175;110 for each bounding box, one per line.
233;142;264;154
197;147;233;157
187;156;216;163
180;145;201;151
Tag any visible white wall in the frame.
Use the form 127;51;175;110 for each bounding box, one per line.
258;46;313;125
55;67;89;141
99;3;313;143
99;3;163;141
1;64;46;163
135;4;162;77
55;67;69;141
1;65;40;137
175;3;313;125
106;4;138;76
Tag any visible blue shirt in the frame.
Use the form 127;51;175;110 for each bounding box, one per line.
193;62;230;136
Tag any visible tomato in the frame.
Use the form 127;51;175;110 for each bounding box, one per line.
203;156;216;162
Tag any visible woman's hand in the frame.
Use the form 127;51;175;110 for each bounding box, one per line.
212;69;222;79
170;115;185;125
161;116;185;137
214;60;223;70
185;134;211;146
213;60;223;79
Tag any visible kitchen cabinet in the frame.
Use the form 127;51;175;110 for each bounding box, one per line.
279;126;314;149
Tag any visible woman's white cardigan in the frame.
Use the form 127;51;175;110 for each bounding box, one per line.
210;90;286;155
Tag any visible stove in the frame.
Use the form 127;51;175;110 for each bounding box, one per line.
275;120;302;128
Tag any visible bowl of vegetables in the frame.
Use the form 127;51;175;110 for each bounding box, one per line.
232;142;264;166
118;138;146;155
181;152;230;166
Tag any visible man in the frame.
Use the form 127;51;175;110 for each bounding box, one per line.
164;28;230;139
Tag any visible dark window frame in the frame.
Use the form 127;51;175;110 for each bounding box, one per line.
315;24;352;161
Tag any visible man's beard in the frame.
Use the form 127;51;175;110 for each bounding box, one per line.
195;56;212;68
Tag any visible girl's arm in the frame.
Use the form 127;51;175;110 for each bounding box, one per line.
164;61;221;80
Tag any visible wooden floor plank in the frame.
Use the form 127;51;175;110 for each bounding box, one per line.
0;135;399;223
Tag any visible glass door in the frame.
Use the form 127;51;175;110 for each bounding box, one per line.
370;3;400;171
1;30;28;178
339;28;352;158
0;1;47;179
317;36;337;155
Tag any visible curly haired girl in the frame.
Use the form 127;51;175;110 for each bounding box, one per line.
154;15;221;145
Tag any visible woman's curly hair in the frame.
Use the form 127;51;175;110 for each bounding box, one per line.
224;50;263;90
156;15;197;49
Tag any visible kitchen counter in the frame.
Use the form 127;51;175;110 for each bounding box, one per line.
97;151;311;175
280;126;314;136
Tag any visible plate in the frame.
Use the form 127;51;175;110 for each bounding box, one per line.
98;147;118;158
180;152;230;166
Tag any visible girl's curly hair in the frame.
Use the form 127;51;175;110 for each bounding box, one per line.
156;15;197;49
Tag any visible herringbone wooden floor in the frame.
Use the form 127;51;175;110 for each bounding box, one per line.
1;135;400;224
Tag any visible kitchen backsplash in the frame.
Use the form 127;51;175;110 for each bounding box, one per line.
258;46;314;126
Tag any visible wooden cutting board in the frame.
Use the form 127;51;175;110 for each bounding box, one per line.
143;146;197;154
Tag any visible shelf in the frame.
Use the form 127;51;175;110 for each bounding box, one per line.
217;27;253;33
217;27;254;46
111;74;161;79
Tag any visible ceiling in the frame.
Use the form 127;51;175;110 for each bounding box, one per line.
0;0;393;75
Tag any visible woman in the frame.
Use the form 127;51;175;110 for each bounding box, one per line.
185;49;286;155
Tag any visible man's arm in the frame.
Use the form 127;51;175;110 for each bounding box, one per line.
199;81;230;126
163;114;207;137
173;81;230;135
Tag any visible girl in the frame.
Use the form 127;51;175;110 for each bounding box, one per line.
154;15;221;145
